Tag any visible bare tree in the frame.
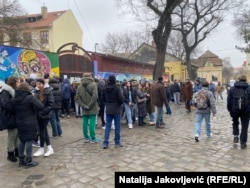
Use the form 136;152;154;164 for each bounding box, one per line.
117;0;183;80
233;5;250;53
222;57;234;83
0;0;25;45
172;0;241;80
167;30;201;59
101;30;150;53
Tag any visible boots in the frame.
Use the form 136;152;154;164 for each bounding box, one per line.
14;148;19;158
25;157;39;168
19;156;26;167
7;151;18;162
138;117;143;126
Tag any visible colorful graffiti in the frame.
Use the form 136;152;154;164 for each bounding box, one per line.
97;72;152;82
0;45;59;81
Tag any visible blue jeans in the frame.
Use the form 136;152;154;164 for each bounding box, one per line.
50;109;62;137
156;106;163;126
124;103;134;124
165;103;172;114
103;114;121;146
149;112;155;122
195;113;211;137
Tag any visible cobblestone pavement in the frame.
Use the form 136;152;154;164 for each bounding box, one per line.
0;92;250;188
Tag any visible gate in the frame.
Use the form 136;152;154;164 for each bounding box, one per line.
57;43;93;78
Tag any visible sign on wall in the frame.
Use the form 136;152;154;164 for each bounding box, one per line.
0;45;59;82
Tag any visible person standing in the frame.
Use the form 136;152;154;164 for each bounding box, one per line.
193;81;216;142
49;78;63;137
102;75;124;149
76;73;100;143
171;80;181;106
227;75;250;149
12;82;44;167
150;77;168;128
0;76;20;162
123;81;137;129
164;81;172;115
61;78;72;118
183;79;193;113
97;79;106;128
33;78;55;157
215;81;224;101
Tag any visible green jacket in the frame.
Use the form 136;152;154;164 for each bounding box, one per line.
76;76;98;115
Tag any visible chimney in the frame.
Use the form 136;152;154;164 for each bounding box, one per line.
41;5;48;19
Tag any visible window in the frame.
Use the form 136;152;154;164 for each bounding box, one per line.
23;32;32;45
40;31;49;45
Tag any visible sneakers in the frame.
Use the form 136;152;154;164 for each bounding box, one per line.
103;145;108;149
160;122;166;126
44;149;54;157
195;136;199;142
33;148;44;157
155;125;165;129
241;142;247;149
111;125;115;129
149;121;155;125
90;138;101;143
32;142;40;148
128;124;133;129
207;133;213;138
234;136;239;143
115;144;124;148
84;138;90;143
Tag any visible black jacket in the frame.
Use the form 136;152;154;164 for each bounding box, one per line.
50;83;62;110
122;87;137;104
227;81;250;114
35;87;54;120
102;83;123;115
0;83;16;130
12;90;44;141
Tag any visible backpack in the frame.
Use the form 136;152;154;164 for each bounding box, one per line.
195;90;209;110
232;88;249;111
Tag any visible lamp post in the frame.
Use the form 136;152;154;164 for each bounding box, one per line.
95;43;98;53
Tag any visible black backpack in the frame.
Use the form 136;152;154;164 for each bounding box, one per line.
232;87;249;111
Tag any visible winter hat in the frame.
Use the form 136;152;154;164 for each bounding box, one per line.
36;78;45;85
108;75;116;84
158;76;163;81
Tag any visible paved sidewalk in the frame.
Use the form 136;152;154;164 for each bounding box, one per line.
0;92;250;187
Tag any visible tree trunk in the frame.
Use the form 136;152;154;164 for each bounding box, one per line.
153;41;167;80
185;51;197;80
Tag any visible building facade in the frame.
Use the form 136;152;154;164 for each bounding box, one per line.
193;50;223;83
2;6;82;53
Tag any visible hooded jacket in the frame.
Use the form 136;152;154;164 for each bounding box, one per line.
12;89;44;141
227;81;250;114
76;75;98;115
0;82;16;130
102;81;123;115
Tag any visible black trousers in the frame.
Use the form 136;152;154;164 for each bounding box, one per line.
231;112;250;143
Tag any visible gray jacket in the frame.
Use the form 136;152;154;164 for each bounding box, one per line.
193;87;217;114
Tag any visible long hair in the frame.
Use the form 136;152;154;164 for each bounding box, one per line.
7;76;19;89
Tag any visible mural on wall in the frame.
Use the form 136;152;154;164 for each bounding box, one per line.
0;45;59;82
97;72;152;82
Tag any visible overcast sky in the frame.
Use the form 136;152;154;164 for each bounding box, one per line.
18;0;246;67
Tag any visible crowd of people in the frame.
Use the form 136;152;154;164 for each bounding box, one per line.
0;72;249;169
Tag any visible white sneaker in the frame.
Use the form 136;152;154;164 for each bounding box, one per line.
128;124;133;129
33;148;44;157
44;149;54;157
111;125;115;129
